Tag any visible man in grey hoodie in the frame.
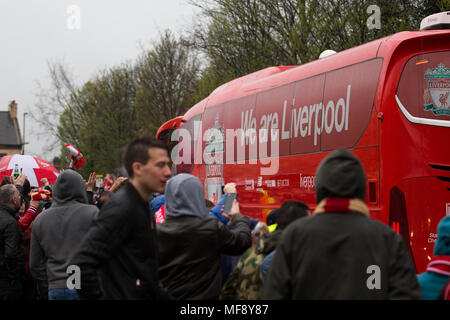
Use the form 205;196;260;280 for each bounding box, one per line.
30;169;98;300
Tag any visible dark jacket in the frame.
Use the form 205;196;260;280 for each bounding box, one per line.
157;174;251;300
30;170;98;290
0;204;25;281
261;150;421;300
70;181;166;300
261;210;421;299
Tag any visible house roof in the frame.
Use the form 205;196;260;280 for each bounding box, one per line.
0;111;22;147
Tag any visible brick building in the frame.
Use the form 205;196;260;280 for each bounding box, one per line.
0;100;23;158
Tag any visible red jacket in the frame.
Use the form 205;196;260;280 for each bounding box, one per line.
18;205;38;279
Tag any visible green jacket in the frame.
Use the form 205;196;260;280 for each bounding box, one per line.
220;230;282;300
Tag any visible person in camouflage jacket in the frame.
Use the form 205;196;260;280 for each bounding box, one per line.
220;201;309;300
220;228;281;300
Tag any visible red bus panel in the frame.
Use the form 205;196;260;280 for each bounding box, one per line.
322;59;382;150
291;75;324;154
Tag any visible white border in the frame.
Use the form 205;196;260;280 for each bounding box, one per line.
395;95;450;127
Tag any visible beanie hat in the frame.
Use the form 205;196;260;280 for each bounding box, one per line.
434;215;450;256
266;208;280;226
315;149;366;203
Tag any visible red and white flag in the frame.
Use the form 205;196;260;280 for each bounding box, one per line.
65;144;85;168
155;205;166;224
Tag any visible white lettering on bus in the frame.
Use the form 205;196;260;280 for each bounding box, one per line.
171;84;352;176
299;173;316;190
281;100;290;139
241;109;257;146
240;84;352;146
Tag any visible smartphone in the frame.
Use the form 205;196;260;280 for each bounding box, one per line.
223;193;236;215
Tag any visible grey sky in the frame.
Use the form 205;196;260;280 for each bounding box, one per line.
0;0;198;161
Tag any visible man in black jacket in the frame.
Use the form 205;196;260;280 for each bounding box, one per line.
261;149;421;299
70;137;172;299
157;173;251;299
0;184;25;300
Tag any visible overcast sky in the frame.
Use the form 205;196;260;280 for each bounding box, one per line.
0;0;198;160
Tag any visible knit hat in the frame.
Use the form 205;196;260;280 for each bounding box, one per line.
434;215;450;256
266;208;280;226
315;149;366;203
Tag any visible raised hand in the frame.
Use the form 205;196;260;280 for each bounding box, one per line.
13;174;27;186
86;172;97;192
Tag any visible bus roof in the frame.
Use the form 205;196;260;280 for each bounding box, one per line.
201;30;450;110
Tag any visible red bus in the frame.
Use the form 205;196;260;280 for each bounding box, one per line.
157;25;450;273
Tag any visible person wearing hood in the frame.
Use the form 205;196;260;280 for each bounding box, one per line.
0;184;25;300
29;169;99;300
157;173;252;300
261;149;421;299
417;215;450;300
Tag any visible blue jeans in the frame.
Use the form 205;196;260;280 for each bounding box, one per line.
48;289;80;300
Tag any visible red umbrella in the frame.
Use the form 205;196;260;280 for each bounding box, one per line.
0;154;60;187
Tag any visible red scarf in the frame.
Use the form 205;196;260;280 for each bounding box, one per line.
426;255;450;276
313;197;369;216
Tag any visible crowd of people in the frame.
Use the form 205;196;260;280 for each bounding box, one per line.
0;137;449;300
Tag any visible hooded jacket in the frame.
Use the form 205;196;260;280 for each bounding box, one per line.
261;149;421;299
157;174;251;299
417;216;450;299
30;169;98;290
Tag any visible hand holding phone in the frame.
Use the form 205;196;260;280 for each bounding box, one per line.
223;193;239;219
223;193;237;216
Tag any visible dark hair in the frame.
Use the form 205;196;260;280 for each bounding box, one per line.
38;200;52;212
0;176;13;186
205;199;215;211
122;137;168;178
22;179;31;196
97;191;113;209
276;200;310;230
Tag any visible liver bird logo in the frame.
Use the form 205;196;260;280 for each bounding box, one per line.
439;91;449;108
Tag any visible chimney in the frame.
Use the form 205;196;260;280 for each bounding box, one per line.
8;100;18;119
